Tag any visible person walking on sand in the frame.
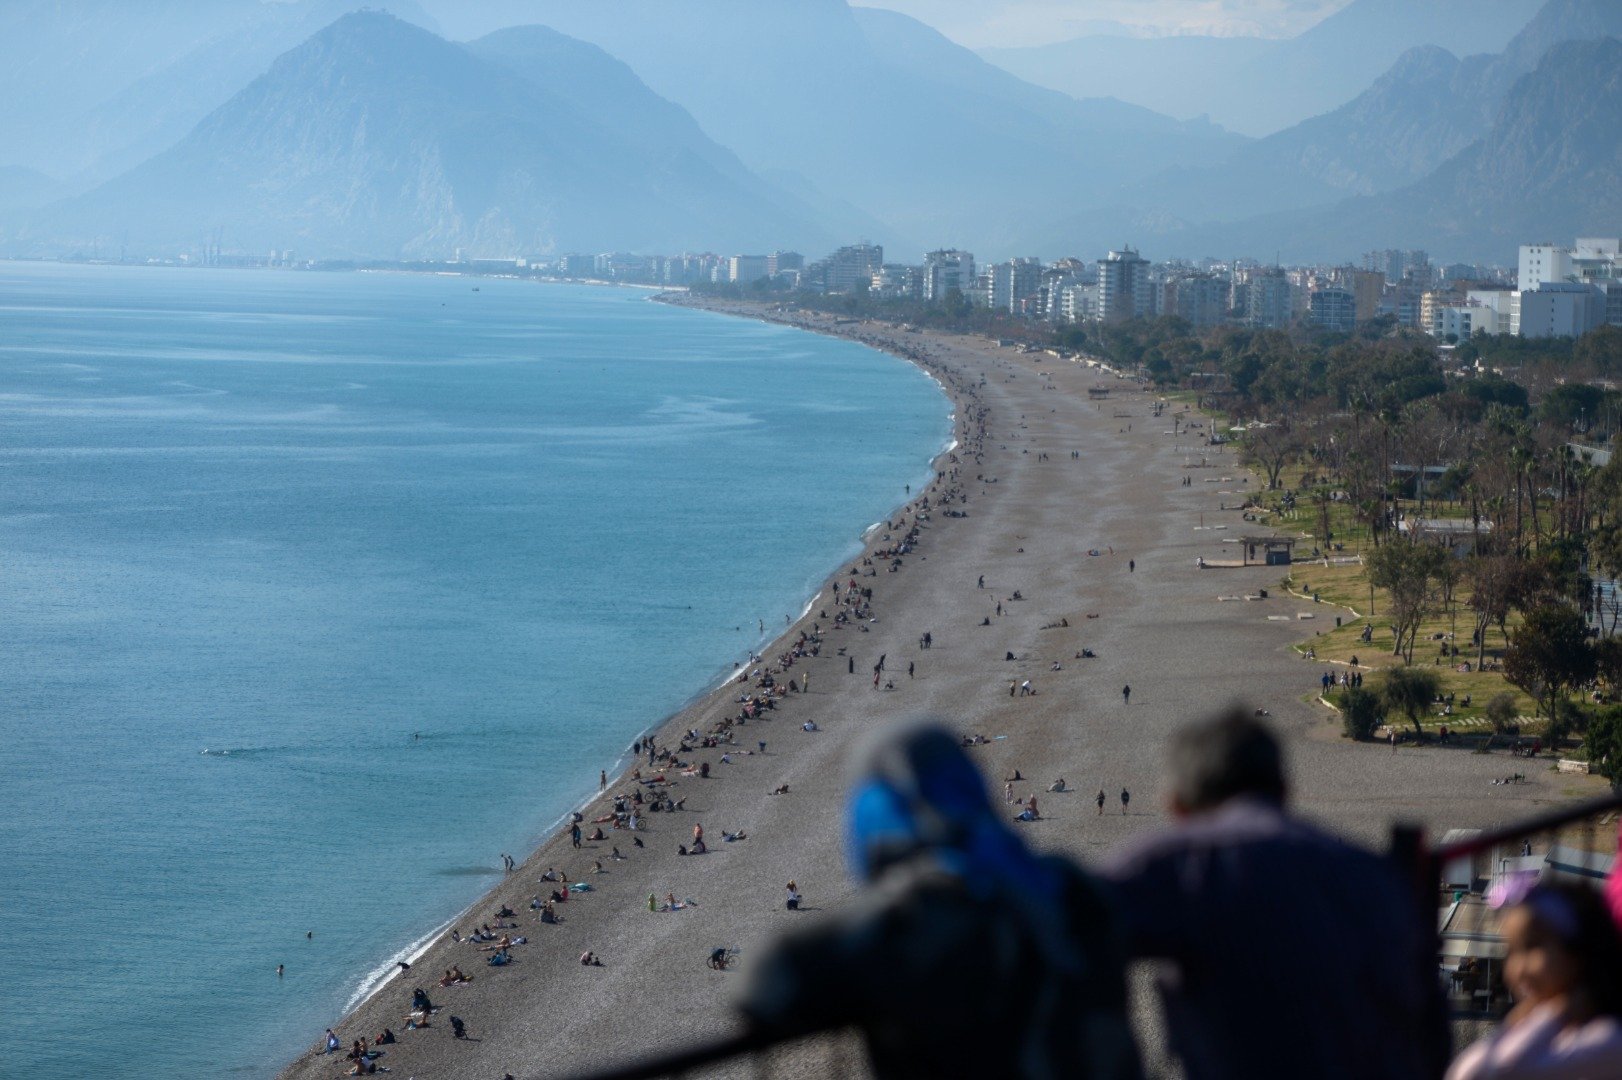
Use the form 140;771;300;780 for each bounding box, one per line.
1122;685;1131;705
571;823;582;849
1129;560;1135;573
1097;789;1106;815
874;668;882;688
1121;789;1130;815
908;661;915;679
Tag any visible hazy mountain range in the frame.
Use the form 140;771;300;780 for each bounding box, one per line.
979;0;1549;136
0;0;1618;265
20;15;836;258
1031;0;1622;262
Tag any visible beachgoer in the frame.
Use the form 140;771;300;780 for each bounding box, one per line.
1120;789;1130;814
1122;685;1131;705
786;881;802;911
737;720;1141;1079
325;1030;341;1054
277;964;284;978
1096;790;1106;815
1100;709;1444;1080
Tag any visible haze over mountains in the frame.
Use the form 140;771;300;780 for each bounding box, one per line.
980;0;1548;136
24;15;835;258
1;0;1618;265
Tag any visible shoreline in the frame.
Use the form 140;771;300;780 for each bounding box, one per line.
275;290;971;1073
280;297;1607;1080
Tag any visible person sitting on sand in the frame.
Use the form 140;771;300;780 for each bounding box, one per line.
349;1055;377;1076
773;784;791;795
410;988;433;1013
1049;779;1067;793
374;1028;395;1046
580;951;603;967
709;947;731;970
487;949;511;966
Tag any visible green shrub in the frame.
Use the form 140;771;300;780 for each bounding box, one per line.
1338;687;1387;741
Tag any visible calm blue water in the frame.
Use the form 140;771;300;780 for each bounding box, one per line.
0;263;950;1077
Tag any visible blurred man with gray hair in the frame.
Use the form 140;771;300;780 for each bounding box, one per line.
1101;708;1445;1080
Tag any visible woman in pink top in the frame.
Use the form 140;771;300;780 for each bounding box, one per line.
1448;883;1622;1079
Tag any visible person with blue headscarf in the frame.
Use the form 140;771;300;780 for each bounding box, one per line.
738;718;1142;1080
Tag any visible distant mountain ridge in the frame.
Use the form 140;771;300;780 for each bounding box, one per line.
11;14;838;259
1150;36;1622;263
407;0;1245;254
981;0;1547;136
1024;0;1622;262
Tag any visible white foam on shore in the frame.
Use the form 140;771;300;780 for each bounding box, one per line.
343;915;459;1014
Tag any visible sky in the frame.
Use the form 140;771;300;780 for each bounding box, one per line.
851;0;1353;48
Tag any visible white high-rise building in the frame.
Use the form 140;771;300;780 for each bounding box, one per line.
923;250;975;302
1097;247;1149;323
1520;283;1607;338
989;258;1043;313
1519;244;1576;292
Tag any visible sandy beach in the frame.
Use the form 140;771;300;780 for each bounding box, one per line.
280;296;1608;1080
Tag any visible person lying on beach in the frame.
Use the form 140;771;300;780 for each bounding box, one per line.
772;784;791;795
495;905;515;918
803;721;819;731
403;1011;430;1029
723;830;748;842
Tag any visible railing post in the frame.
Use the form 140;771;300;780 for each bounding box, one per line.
1391;822;1448;1079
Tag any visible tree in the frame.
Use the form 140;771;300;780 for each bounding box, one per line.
1338;686;1387;740
1241;417;1301;490
1504;604;1597;742
1366;538;1443;661
1585;705;1622;786
1467;554;1535;667
1382;666;1442;739
1484;692;1520;734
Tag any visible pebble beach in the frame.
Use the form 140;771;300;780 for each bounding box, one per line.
278;296;1607;1080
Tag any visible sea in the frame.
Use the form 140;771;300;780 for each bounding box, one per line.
0;263;952;1077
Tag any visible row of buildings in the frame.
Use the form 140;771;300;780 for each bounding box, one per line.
537;235;1622;340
